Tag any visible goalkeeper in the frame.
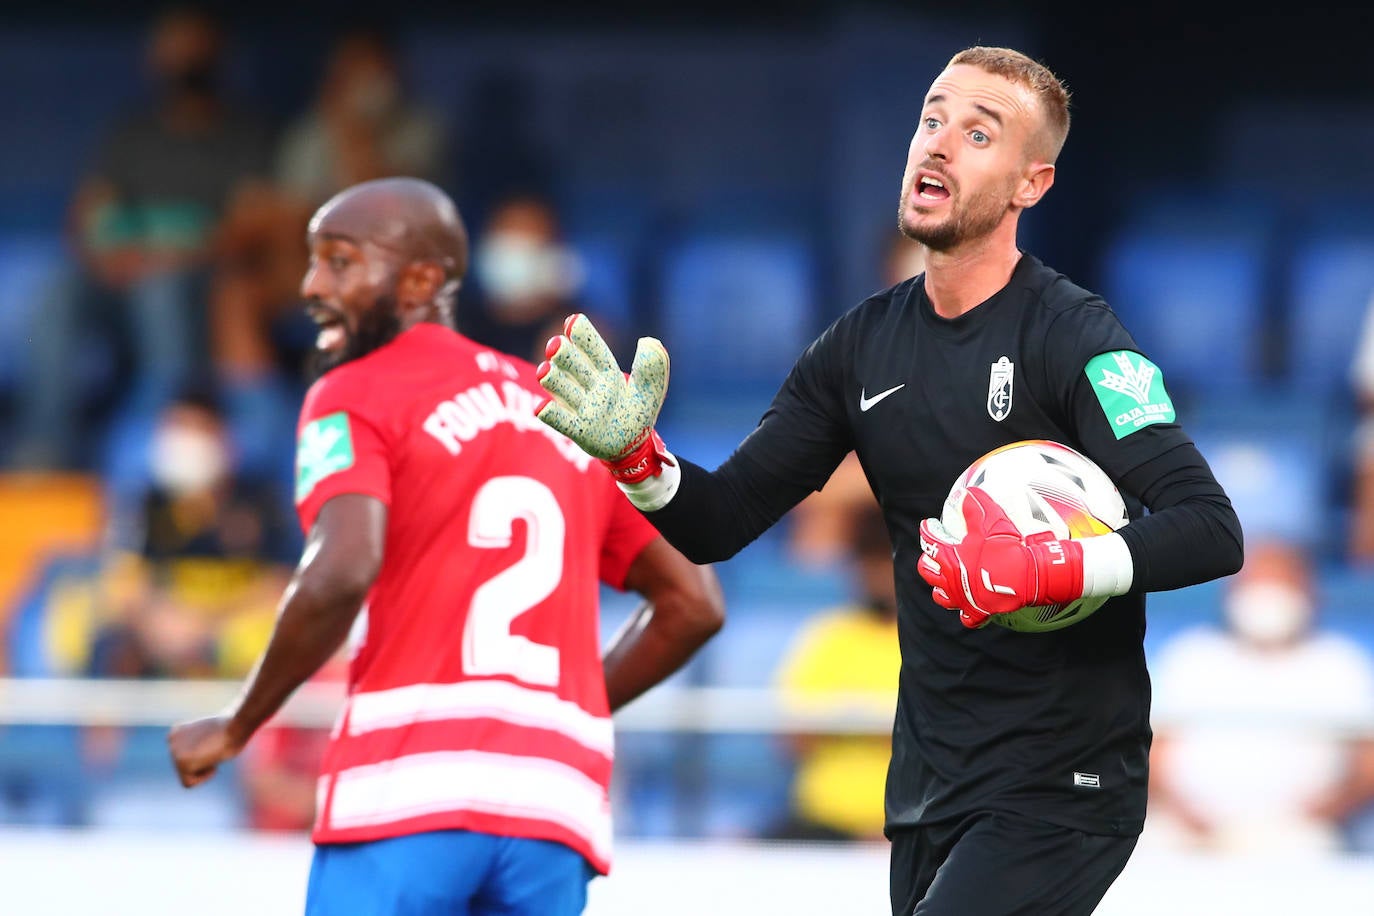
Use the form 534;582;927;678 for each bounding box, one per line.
538;47;1242;916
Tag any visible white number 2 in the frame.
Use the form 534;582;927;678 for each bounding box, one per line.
462;476;565;686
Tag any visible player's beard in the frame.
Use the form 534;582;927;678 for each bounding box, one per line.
898;172;1015;253
310;293;404;378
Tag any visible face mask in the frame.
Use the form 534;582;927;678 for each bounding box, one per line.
474;233;583;313
150;427;228;495
1224;581;1313;645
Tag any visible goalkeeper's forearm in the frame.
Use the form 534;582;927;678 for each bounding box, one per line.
1115;443;1244;592
620;450;812;565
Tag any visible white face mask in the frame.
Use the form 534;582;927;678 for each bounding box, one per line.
474;232;583;314
1224;581;1313;646
150;427;228;496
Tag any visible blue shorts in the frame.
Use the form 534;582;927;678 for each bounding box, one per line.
305;830;594;916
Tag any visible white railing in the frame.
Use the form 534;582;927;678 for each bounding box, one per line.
0;678;896;733
2;677;1372;736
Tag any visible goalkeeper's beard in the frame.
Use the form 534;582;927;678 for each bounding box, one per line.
310;293;404;378
898;175;1015;252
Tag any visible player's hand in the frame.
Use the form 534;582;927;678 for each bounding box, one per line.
168;715;244;788
917;487;1085;629
535;314;674;485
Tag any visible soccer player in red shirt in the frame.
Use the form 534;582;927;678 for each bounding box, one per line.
168;178;724;915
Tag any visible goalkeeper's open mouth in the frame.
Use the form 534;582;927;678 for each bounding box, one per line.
911;169;953;207
307;303;349;354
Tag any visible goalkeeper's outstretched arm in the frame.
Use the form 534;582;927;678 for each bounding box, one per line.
536;314;850;564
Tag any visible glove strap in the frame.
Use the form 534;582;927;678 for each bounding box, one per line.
1024;534;1085;605
605;429;675;486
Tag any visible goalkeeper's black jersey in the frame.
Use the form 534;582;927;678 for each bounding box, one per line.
648;252;1243;837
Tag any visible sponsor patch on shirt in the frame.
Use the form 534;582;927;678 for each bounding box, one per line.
296;411;356;503
1085;351;1176;439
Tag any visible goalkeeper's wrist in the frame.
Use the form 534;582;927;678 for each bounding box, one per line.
1078;532;1134;598
1027;533;1134;604
605;429;673;484
607;430;681;512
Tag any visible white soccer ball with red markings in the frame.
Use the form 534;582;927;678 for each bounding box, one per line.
940;439;1129;633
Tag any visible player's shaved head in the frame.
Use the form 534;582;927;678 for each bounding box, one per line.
309;177;469;285
302;178;470;376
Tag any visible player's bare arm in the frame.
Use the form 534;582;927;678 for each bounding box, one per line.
168;494;384;788
602;537;724;711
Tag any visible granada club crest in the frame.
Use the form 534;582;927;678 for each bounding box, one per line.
987;356;1014;422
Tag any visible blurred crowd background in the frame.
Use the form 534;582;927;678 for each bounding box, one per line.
3;0;1374;866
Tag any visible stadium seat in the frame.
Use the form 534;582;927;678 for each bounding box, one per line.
695;606;808;838
702;604;805;688
568;235;635;328
1101;226;1269;398
0;234;65;393
1284;234;1374;395
1314;565;1374;657
1190;429;1326;550
658;233;815;410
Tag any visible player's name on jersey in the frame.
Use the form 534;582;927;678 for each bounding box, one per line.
423;380;593;470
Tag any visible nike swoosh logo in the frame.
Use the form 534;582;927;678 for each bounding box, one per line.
859;384;905;412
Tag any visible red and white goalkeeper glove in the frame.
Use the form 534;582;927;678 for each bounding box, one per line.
917;487;1085;629
535;314;677;496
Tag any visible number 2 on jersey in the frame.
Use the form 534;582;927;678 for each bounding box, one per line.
463;476;565;687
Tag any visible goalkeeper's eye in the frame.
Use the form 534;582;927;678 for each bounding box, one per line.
924;116;941;131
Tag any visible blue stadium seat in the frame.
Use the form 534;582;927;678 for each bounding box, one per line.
0;234;65;393
1101;227;1268;398
569;235;635;328
715;537;851;611
1284;234;1374;394
1190;428;1326;550
700;734;794;838
703;604;805;687
659;233;815;409
1315;566;1374;657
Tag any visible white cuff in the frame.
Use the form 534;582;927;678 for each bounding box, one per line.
618;452;681;512
1079;532;1135;598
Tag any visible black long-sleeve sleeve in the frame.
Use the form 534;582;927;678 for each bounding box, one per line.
643;317;856;564
1115;442;1244;591
645;453;814;564
1040;296;1245;594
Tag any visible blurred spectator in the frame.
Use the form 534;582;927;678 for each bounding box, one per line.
787;453;878;567
459;193;588;363
276;28;447;204
1350;298;1374;561
13;8;272;470
455;69;555;231
89;387;293;681
1148;540;1374;853
211;27;448;482
770;504;899;841
883;233;927;286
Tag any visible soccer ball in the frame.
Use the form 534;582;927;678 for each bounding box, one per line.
939;439;1129;633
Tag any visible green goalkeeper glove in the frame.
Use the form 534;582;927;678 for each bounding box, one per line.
535;314;675;487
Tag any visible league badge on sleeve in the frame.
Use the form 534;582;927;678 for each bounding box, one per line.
987;356;1014;422
1086;351;1176;439
296;411;356;503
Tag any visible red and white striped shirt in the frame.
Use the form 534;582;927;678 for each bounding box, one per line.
293;323;657;874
